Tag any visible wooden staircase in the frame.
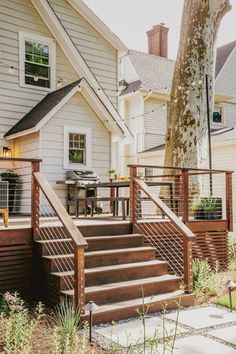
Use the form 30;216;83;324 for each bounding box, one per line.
35;223;195;324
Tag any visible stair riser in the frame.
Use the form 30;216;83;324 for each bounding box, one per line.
86;263;168;287
79;223;132;237
85;250;156;268
87;236;144;251
37;242;73;256
83;295;196;325
85;279;180;305
42;257;74;273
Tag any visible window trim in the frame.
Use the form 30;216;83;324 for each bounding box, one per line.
19;32;56;91
64;126;92;170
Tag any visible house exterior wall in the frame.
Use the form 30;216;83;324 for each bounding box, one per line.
40;92;110;205
215;47;236;127
48;0;118;108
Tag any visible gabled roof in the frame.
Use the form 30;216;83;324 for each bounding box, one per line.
5;79;126;140
215;41;236;77
5;80;82;138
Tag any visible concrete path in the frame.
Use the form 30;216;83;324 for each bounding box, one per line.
95;305;236;353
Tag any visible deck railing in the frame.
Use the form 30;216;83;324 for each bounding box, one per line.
129;164;234;292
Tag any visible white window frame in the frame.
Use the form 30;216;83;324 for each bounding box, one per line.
19;32;56;91
64;126;92;170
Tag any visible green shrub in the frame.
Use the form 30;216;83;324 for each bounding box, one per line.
192;259;221;296
3;292;44;354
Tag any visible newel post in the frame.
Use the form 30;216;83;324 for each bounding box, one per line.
181;170;189;223
31;161;40;240
183;238;193;293
226;172;233;232
130;166;137;228
74;247;85;310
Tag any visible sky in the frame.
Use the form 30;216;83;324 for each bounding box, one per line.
84;0;236;60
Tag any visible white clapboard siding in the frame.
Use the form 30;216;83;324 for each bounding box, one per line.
48;0;118;107
0;0;79;147
40;92;110;206
215;47;236;127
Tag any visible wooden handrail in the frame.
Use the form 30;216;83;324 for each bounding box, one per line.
33;172;88;249
135;178;195;240
128;164;233;174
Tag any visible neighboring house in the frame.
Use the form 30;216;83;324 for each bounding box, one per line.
0;0;132;205
119;24;236;176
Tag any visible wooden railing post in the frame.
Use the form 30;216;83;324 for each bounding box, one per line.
130;166;137;227
183;238;193;293
226;172;233;232
31;161;40;240
74;247;85;310
181;170;189;223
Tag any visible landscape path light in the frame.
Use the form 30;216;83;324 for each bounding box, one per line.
225;279;236;312
83;301;99;342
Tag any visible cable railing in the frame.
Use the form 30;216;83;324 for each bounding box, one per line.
129;164;234;293
130;173;195;293
128;164;233;231
33;172;88;309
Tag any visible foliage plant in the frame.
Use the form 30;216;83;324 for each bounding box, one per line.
192;259;221;296
192;197;218;212
53;298;87;354
3;292;44;354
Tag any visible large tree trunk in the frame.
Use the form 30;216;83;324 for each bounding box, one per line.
164;0;231;170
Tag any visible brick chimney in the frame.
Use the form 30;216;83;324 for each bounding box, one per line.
147;23;169;58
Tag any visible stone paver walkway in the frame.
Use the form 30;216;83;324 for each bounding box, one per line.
94;306;236;353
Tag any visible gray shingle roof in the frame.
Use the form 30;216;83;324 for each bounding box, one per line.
127;50;175;93
215;41;236;77
5;79;82;137
122;42;236;96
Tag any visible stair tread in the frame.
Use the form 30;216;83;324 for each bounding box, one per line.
36;234;143;244
86;246;155;257
51;260;167;277
85;234;143;241
36;238;71;243
83;291;192;315
62;274;179;296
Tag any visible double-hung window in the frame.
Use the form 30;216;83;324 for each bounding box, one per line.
19;32;56;90
64;126;91;169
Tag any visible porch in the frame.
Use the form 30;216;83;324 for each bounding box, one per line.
0;158;233;323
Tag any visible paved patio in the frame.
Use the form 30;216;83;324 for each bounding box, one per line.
95;305;236;353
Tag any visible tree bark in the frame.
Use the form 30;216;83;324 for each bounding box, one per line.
164;0;231;170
